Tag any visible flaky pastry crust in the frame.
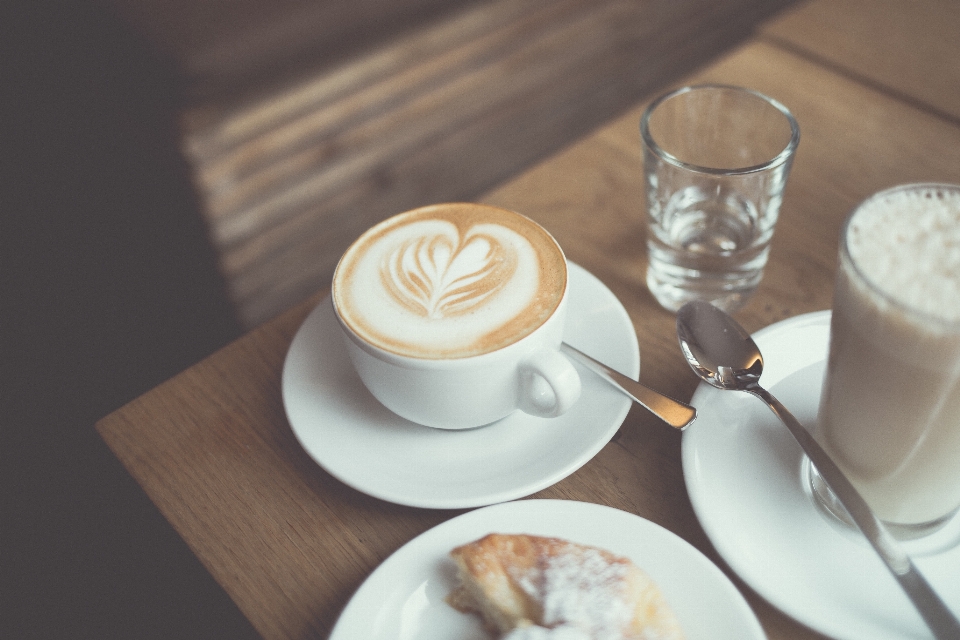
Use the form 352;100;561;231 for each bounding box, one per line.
448;533;683;639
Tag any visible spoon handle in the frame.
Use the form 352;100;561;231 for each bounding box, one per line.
749;386;960;640
560;343;696;430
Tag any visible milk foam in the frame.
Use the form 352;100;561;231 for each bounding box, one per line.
334;205;566;359
847;185;960;322
381;222;518;319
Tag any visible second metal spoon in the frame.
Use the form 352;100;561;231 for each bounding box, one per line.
560;343;696;430
675;300;960;640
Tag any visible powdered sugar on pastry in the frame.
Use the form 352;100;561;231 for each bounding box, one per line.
447;533;684;640
513;546;632;635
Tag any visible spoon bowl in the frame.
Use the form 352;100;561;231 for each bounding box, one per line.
676;300;960;640
676;301;762;390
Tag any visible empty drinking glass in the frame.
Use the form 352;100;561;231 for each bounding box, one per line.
641;84;800;313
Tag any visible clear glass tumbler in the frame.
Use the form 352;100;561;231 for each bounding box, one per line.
812;183;960;539
641;85;800;313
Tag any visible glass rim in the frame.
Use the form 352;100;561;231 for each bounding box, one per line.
841;182;960;330
640;84;801;176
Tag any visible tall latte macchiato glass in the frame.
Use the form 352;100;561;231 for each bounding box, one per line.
331;203;581;430
641;85;799;313
812;184;960;538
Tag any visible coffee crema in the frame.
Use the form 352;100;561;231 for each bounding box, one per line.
333;203;567;359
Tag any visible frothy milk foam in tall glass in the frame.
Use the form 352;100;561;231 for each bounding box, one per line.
817;184;960;529
333;203;567;359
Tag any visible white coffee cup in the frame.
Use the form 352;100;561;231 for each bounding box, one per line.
331;203;581;429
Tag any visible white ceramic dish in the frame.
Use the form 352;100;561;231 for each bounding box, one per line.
282;263;638;509
682;310;960;640
329;499;766;639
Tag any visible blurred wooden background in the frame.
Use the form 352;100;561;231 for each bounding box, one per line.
113;0;801;327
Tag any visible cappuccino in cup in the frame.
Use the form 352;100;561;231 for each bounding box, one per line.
332;203;581;429
815;184;960;534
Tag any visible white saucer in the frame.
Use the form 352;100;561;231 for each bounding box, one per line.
682;311;960;640
282;263;638;509
329;499;765;639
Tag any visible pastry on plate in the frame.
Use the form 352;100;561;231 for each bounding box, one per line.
448;533;683;639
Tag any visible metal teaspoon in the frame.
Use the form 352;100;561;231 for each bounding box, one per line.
560;343;696;429
675;300;960;640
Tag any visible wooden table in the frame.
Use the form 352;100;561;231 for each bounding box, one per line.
97;1;960;638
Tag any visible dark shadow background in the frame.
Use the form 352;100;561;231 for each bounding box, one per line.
3;1;259;637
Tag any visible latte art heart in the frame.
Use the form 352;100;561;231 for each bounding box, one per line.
381;231;518;318
333;204;567;359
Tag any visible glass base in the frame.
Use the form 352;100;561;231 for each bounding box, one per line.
806;462;958;540
645;267;756;314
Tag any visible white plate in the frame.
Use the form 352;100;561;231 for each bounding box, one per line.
682;311;960;640
329;499;766;639
282;263;638;509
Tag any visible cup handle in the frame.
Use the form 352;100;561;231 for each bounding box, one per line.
518;349;582;418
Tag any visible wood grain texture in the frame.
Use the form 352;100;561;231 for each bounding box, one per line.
98;294;457;639
176;0;799;327
96;19;960;640
760;0;960;123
